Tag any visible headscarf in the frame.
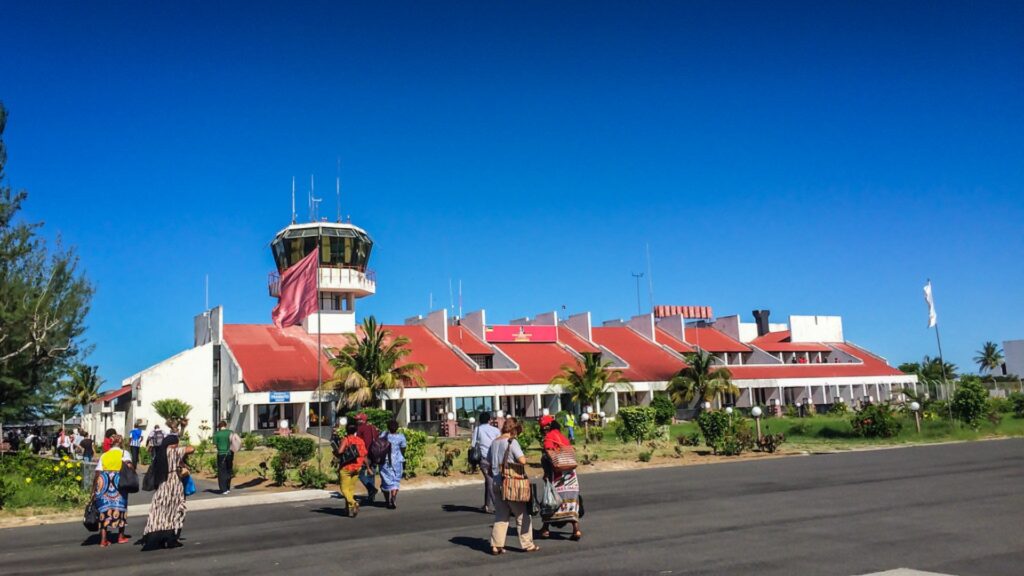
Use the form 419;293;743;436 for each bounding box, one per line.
150;435;179;490
539;415;555;428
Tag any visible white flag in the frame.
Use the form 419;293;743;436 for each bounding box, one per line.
923;281;937;328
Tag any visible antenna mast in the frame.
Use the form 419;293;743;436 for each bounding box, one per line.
291;177;296;224
646;242;654;312
336;157;342;223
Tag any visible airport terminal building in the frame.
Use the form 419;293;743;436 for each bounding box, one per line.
82;219;917;440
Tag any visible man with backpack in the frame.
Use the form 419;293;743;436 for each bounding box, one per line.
354;413;380;504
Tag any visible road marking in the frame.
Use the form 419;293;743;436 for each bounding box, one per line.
855;570;957;576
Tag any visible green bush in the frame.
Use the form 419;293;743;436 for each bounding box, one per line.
0;477;15;509
828;402;849;416
297;464;331;489
987;397;1013;414
400;428;427;478
265;436;316;484
789;420;813;436
696;410;730;452
851;403;902;438
650;395;676;425
242;432;262;451
270;455;287;485
637;450;653;462
676;431;701;446
345;408;393;430
0;452;89;509
518;420;540;450
783;404;800;418
952;378;989;428
716;419;755;456
757;432;785;453
1010;392;1024;418
618;406;658;445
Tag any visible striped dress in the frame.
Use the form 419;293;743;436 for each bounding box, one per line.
143;446;187;536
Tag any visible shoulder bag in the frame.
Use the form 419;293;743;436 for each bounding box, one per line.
501;441;531;503
545;444;577;473
83;497;100;532
337;439;360;467
119;465;140;494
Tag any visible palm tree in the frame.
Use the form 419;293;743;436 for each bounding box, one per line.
974;341;1004;391
667;350;738;410
326;316;426;412
58;364;103;413
549;353;631;414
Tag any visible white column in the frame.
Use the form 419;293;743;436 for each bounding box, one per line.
535;394;543;417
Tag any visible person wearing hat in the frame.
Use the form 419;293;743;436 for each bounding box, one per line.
538;414;583;541
354;413;381;504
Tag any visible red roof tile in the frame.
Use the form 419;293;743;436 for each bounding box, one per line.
557;327;601;354
493;342;581;384
97;386;131;403
591;326;685;381
728;342;906;380
222;324;331;392
750;330;832;352
655;328;696;354
685;327;751;353
448;325;493;355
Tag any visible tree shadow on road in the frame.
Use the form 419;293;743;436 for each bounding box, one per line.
441;504;489;514
235;478;266;489
449;536;491;554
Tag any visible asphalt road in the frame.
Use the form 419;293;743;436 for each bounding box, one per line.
2;439;1022;576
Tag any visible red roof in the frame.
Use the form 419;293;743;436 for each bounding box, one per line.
493;342;581;384
750;330;832;352
222;324;331;392
557;327;601;354
591;326;685;381
655;328;696;354
685;327;751;353
448;325;493;355
97;386;131;403
728;342;906;380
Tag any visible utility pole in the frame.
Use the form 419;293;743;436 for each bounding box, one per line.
631;272;645;316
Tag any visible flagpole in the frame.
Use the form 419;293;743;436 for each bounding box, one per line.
316;239;324;472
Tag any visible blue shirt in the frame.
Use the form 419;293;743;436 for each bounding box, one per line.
129;428;143;447
471;424;500;461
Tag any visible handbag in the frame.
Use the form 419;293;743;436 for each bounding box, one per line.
538;478;562;517
182;474;196;496
83;498;99;532
119;466;140;494
337;440;360;467
546;444;577;473
468;444;481;466
142;467;156;492
501;441;531;503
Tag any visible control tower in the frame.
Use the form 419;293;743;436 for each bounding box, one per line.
267;222;376;334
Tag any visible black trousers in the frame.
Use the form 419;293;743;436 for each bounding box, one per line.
216;453;233;492
130;446;140;466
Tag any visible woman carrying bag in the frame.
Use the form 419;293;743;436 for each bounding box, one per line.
92;433;133;547
486;417;540;556
538;416;582;541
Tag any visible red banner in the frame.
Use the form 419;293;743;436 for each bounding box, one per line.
484;325;558;343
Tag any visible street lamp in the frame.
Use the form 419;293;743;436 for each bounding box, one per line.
725;407;733;414
339;416;348;427
581;412;591;442
542;408;550;417
909;401;921;434
702;401;712;411
751;406;763;443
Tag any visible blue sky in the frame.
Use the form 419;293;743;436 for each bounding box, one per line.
2;1;1022;389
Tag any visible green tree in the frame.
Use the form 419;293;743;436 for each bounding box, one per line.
58;364;103;414
951;376;988;429
0;103;94;420
326;316;426;411
667;350;739;409
899;356;959;399
151;398;193;427
549;352;631;412
973;341;1004;390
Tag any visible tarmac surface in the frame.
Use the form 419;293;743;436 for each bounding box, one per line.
1;438;1021;576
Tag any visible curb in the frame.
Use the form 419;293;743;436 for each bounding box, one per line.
126;488;335;516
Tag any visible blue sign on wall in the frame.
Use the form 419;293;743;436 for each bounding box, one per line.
269;392;291;403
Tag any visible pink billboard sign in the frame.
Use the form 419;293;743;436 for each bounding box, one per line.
484;325;558;343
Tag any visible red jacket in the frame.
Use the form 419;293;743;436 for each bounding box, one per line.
340;436;367;472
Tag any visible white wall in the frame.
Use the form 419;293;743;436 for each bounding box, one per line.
790;315;843;342
121;343;215;442
1002;340;1024;377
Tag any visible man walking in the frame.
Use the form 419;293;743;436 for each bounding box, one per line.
145;424;164;456
213;420;233;494
128;422;144;465
471;411;500;514
354;413;380;504
565;412;576;443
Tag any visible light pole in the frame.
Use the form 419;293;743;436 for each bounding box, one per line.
751;406;763;444
910;401;921;434
581;412;591;442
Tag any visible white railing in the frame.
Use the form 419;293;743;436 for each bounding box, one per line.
268;267;376;297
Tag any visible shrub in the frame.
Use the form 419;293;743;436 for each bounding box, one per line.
650;395;676;425
676;431;701;446
151;398;193;428
591;428;605;442
1010;392;1024;418
716;420;755;456
0;477;15;509
757;432;785;453
400;428;427;478
696;411;730;452
265;436;316;484
788;420;812;436
432;444;462;477
297;464;331;489
270;455;287;485
828;402;849;416
851;403;902;438
987;397;1013;414
672;445;684;458
951;378;989;428
242;432;262;451
783;404;800;418
617;406;658;445
637;450;653;462
345;408;392;431
518;420;540;450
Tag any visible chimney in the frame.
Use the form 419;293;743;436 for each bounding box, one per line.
752;310;770;336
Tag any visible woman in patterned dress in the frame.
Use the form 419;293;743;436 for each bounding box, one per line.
538;416;583;541
93;433;132;547
378;420;407;510
142;434;194;550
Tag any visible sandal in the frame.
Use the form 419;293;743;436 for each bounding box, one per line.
523;545;541;553
490;547;505;556
571;529;583;541
538;529;551;539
